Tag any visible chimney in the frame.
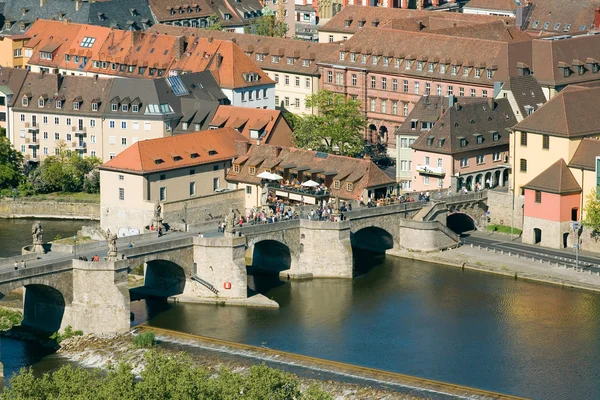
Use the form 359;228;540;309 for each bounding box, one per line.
131;30;142;46
40;0;46;7
440;106;445;117
276;146;282;157
231;38;236;44
75;0;81;12
40;70;45;78
448;94;455;108
488;98;495;110
216;52;223;68
208;36;213;43
595;7;600;30
173;36;186;60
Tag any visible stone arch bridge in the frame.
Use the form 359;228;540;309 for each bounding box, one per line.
0;192;487;334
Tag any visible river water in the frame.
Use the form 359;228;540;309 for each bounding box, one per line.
2;219;600;399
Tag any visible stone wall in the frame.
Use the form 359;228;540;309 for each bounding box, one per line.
192;236;247;299
0;199;99;220
398;219;459;252
62;260;130;334
166;189;245;232
296;220;353;278
521;216;571;249
487;191;524;230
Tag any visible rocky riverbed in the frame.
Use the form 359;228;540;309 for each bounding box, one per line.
56;333;428;400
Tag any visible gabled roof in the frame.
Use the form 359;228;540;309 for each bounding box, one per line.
411;98;516;155
500;74;546;117
209;105;290;144
227;143;394;200
0;67;28;101
150;24;337;76
568;138;600;171
100;127;248;174
463;0;518;12
523;159;582;194
525;0;600;34
319;5;512;35
513;85;600;137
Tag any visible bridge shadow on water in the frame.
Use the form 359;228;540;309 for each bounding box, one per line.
246;240;291;295
351;227;394;277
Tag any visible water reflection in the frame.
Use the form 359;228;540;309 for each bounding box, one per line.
144;253;600;400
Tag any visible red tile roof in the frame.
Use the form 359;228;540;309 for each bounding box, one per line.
209;105;293;146
523;159;581;194
100;127;248;174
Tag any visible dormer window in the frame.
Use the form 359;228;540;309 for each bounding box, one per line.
562;67;571;78
475;135;483;145
383;57;389;67
92;102;98;111
428;62;435;72
339;52;345;61
40;51;52;60
350;53;356;62
122;104;128;112
463;67;469;76
459;138;467;147
361;54;367;64
344;19;351;28
111;103;118;112
440;64;446;74
73;101;80;110
170;8;175;15
233;164;240;173
38;98;45;107
334;180;340;189
475;68;482;78
249;166;256;175
417;61;423;71
486;69;494;79
224;13;232;20
451;65;458;75
427;137;434;146
405;60;412;70
22;96;28;106
577;65;585;75
132;104;139;112
56;100;62;109
492;132;499;141
65;54;71;62
208;150;217;156
372;56;378;65
358;21;365;28
438;138;445;148
182;122;188;130
346;182;354;191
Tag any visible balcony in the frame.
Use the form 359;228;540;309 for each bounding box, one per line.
416;165;445;177
24;122;39;133
72;126;87;135
72;141;87;150
25;137;39;147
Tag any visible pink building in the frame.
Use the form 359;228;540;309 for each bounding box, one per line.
318;23;533;151
521;159;582;249
409;97;515;193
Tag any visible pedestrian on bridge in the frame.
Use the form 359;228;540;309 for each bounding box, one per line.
13;261;18;271
21;260;26;269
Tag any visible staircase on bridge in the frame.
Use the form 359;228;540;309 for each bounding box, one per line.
191;275;219;295
413;202;439;221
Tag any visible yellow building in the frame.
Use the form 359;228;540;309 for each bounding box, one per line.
0;34;31;68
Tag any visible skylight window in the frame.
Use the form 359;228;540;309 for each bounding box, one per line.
167;76;189;96
80;37;96;48
543;22;550;30
532;20;539;28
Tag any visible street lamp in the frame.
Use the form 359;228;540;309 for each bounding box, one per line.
73;235;77;259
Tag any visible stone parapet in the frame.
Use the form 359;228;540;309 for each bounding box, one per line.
0;199;99;220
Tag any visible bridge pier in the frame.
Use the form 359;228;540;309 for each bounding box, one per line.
191;236;248;299
294;221;354;278
61;260;131;335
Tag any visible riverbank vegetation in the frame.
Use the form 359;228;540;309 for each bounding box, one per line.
0;134;101;198
49;325;83;344
133;332;155;348
0;308;23;331
1;351;333;400
486;224;522;235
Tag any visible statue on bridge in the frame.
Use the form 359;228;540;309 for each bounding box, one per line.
151;200;164;233
31;221;45;254
261;182;269;206
224;208;236;238
106;229;118;260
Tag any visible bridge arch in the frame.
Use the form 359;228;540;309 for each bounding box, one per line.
447;212;477;234
350;226;395;253
247;239;292;273
19;284;66;332
143;260;187;297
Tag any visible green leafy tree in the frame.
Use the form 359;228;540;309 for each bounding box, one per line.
583;188;600;235
206;14;223;31
255;15;288;37
292;90;366;156
0;130;25;191
32;141;101;193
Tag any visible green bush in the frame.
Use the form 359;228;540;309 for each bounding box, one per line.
486;224;522;235
1;352;334;399
50;325;83;344
0;308;23;331
133;332;155;348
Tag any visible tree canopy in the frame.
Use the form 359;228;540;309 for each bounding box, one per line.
206;14;223;31
255;15;288;37
27;141;101;194
291;90;366;156
583;188;600;234
0;129;25;192
1;351;332;400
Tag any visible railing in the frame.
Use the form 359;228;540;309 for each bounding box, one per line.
191;275;219;295
72;141;86;149
267;182;330;199
72;126;87;134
